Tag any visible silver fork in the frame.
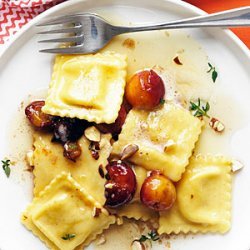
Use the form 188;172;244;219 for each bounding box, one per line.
38;6;250;54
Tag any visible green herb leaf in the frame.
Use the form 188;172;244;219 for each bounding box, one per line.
205;101;210;112
207;62;218;82
190;102;197;111
62;233;76;240
160;98;165;105
189;99;210;118
2;159;11;178
148;230;159;241
207;62;213;73
198;98;201;106
138;235;148;243
212;70;218;83
137;230;159;243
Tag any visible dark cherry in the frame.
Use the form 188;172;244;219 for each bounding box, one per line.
52;118;87;144
63;141;82;162
25;100;54;129
96;100;130;136
104;160;136;208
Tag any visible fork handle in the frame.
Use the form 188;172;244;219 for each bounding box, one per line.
116;7;250;33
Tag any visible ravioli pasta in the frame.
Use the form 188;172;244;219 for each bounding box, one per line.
159;155;232;234
42;52;127;124
33;132;112;205
112;104;203;181
21;173;116;250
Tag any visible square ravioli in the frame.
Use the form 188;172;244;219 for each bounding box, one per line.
112;104;203;181
32;131;112;205
42;51;127;124
21;173;116;250
158;155;232;234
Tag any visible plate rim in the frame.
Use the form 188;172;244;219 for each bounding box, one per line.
0;1;250;250
0;0;249;60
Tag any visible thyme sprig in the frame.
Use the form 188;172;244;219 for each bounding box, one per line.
190;98;210;118
207;62;218;83
137;230;160;243
1;159;11;178
61;233;76;240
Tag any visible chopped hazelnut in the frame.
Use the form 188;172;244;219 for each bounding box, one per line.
131;241;146;250
96;234;106;245
231;159;244;172
92;207;102;218
209;118;225;133
121;144;139;160
173;56;183;65
26;150;34;166
116;217;123;225
84;126;101;142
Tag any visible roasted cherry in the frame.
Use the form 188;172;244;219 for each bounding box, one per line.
104;160;136;208
63;141;82;162
96;100;130;136
25;100;53;129
140;170;176;211
125;70;165;110
52;118;87;144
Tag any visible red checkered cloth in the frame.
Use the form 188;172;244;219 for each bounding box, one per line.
0;0;66;44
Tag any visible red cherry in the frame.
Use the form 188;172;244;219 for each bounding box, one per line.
140;170;176;211
25;100;53;129
105;160;136;208
125;70;165;110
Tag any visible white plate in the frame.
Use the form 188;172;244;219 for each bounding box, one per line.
0;1;250;250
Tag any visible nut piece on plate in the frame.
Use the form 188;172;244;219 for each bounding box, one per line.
26;150;34;167
121;144;139;160
92;207;102;218
131;240;145;250
231;159;244;172
116;217;123;225
209;117;225;133
96;234;106;246
84;126;101;142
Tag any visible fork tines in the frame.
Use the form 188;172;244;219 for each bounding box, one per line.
37;15;84;54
